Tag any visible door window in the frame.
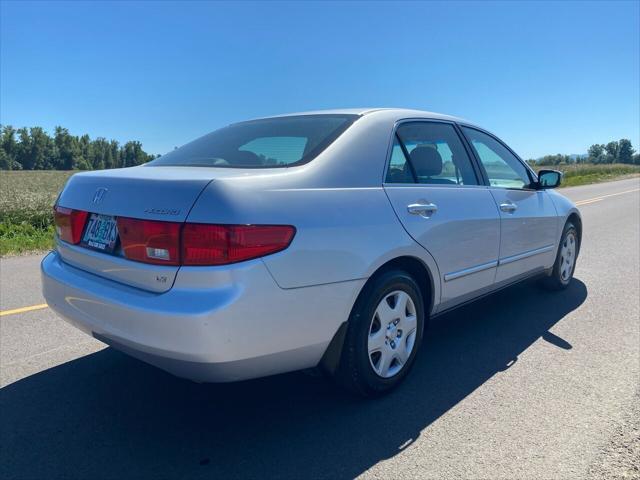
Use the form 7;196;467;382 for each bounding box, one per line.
386;122;478;186
461;127;532;189
386;137;415;183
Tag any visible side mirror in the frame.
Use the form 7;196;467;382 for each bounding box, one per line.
537;169;562;189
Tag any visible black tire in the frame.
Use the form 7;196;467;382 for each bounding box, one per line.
541;221;580;291
333;270;425;397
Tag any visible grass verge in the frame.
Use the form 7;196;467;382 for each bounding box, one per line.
0;171;73;256
548;163;640;187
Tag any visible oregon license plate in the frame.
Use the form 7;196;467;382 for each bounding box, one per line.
81;214;119;253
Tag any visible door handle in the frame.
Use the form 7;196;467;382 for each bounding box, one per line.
407;203;438;218
500;202;518;213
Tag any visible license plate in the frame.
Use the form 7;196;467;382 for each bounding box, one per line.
81;214;119;253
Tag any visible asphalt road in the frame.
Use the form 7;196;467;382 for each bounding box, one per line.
1;178;639;479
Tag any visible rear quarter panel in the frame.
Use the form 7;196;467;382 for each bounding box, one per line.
187;183;441;299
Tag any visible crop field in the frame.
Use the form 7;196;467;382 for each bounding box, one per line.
0;165;638;256
552;163;640;187
0;171;74;255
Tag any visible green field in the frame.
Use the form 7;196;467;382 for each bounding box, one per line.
0;164;638;256
0;171;74;255
547;163;640;187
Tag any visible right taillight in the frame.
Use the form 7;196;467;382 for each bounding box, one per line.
117;217;181;266
182;224;296;266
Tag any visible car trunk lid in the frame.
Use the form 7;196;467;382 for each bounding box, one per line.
55;166;233;222
55;166;242;292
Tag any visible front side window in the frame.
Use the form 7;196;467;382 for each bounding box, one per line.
385;122;478;185
149;114;358;168
461;127;532;189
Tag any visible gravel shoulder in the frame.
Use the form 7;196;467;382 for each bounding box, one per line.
588;391;640;479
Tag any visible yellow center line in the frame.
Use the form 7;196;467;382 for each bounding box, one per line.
575;198;604;206
574;187;639;206
0;303;49;317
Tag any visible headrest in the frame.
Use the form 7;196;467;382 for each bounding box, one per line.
409;146;443;177
232;150;261;166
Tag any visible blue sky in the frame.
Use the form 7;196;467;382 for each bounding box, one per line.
1;0;638;159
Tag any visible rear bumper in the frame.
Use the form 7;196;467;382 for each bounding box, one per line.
41;251;363;382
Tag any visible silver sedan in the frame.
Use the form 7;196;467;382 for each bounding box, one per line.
41;108;581;396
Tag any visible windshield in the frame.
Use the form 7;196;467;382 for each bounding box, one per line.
148;114;359;168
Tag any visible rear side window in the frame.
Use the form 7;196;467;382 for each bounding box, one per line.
386;137;415;183
386;122;478;185
149;114;359;168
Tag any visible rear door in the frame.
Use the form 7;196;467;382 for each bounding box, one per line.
383;121;501;310
460;126;558;283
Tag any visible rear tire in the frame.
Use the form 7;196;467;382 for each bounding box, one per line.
541;221;579;291
333;270;425;397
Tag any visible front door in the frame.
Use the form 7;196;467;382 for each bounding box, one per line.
460;126;559;283
383;121;501;309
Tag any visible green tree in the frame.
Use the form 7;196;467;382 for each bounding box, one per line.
103;141;114;169
109;140;121;168
537;153;571;166
0;148;10;169
15;127;34;169
1;125;18;169
91;137;109;170
618;139;635;164
604;141;619;163
75;134;92;170
0;124;156;170
54;126;81;170
587;144;605;163
122;141;134;167
29;127;54;169
120;141;150;167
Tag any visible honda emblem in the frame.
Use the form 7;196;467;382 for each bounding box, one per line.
92;188;108;204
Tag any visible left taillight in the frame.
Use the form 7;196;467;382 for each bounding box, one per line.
53;206;88;244
182;224;296;266
116;219;296;266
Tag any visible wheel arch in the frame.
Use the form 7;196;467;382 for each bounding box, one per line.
319;255;435;374
365;256;435;317
567;211;582;253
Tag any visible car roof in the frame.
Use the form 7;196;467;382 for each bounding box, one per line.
251;108;474;125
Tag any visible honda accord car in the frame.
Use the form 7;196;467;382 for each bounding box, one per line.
41;108;581;396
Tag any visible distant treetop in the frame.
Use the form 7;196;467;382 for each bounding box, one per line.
528;139;638;166
0;124;158;170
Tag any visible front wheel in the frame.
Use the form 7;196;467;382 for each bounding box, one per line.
541;221;579;290
333;270;425;397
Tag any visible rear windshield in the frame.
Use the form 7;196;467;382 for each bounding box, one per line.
148;114;359;168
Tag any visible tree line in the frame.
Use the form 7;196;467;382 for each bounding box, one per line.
0;124;157;170
529;138;639;166
2;125;638;171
